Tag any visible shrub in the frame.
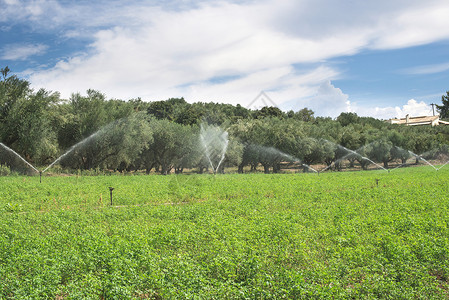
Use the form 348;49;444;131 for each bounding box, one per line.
0;164;11;176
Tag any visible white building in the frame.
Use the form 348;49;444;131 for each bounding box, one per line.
388;114;449;127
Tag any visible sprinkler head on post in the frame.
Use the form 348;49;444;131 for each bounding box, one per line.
109;187;114;205
39;171;42;183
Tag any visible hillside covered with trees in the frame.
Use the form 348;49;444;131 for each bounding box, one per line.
1;66;449;174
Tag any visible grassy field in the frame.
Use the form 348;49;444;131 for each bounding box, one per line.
1;167;449;299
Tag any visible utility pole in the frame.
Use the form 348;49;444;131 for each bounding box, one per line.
430;103;436;116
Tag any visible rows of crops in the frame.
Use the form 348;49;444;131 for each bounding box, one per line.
1;167;448;298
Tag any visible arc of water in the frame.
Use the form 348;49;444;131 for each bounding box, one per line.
320;159;344;172
301;163;318;173
274;149;318;173
437;160;449;171
320;145;388;172
390;162;408;171
200;134;216;172
389;157;415;171
257;145;318;173
42;131;100;173
200;125;229;174
215;131;229;173
407;151;438;171
414;147;449;171
320;146;359;172
314;139;344;172
343;145;389;172
389;148;433;172
376;147;408;172
0;142;39;173
360;158;388;172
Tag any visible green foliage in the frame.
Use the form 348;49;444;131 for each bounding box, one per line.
1;67;449;175
5;89;60;164
1;168;449;298
254;106;285;119
140;119;196;174
70;89;109;137
0;68;57;165
0;66;30;125
437;91;449;119
0;164;11;176
147;97;187;121
366;140;393;168
337;112;359;126
59;113;153;171
146;98;253;126
293;107;315;122
2;202;22;212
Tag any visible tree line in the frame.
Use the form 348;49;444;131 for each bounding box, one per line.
1;66;449;174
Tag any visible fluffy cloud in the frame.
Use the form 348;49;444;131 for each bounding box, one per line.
281;81;351;118
183;65;340;107
28;1;350;101
353;99;433;120
5;0;449;117
372;2;449;49
399;99;433;117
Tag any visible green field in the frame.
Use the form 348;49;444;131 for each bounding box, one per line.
1;167;449;299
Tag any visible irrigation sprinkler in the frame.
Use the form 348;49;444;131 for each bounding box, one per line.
39;171;42;183
375;179;379;187
109;187;114;205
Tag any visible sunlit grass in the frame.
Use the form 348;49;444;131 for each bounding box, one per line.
0;167;448;298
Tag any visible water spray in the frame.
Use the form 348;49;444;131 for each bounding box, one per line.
319;142;389;173
0;142;39;173
302;163;318;173
340;145;388;172
200;124;229;175
42;131;100;174
407;150;438;171
436;160;449;171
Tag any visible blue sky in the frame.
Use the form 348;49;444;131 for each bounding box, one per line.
1;0;449;119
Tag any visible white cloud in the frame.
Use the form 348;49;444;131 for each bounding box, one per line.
0;0;58;24
11;0;449;118
353;99;433;120
400;99;433;117
401;62;449;75
1;43;48;60
184;65;340;107
29;1;353;100
280;81;351;118
372;2;449;49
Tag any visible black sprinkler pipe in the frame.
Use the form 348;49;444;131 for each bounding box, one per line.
109;187;114;205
